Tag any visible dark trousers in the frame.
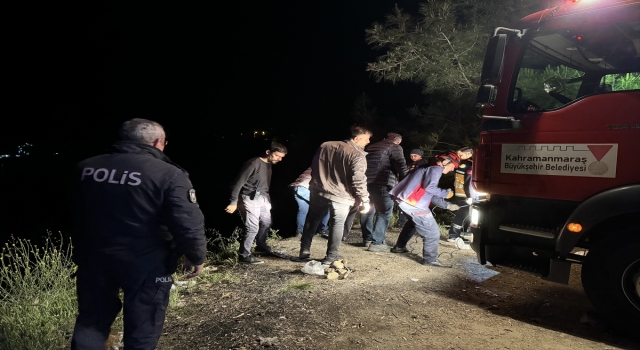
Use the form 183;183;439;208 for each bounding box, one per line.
342;204;360;240
238;194;272;257
394;202;441;263
301;194;350;260
71;262;173;350
448;197;469;239
360;185;394;245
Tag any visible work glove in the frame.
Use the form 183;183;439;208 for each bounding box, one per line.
445;190;454;199
447;204;460;211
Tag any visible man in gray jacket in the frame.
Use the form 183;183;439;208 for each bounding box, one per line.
300;126;372;264
361;132;408;251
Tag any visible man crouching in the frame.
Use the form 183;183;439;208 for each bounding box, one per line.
389;151;461;267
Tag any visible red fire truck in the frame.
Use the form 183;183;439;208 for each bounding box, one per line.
471;0;640;331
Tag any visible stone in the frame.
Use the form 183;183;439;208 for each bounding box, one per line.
331;260;344;269
339;270;352;280
326;272;340;280
258;337;279;347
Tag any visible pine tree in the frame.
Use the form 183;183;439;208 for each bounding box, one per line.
365;0;543;151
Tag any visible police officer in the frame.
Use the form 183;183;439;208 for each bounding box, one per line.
71;118;207;350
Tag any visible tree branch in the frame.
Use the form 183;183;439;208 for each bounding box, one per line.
439;32;474;89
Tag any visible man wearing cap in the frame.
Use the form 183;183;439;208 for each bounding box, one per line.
389;151;461;267
408;148;428;171
394;148;427;229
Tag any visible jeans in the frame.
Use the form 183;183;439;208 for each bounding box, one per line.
394;202;441;263
342;204;359;239
301;193;350;261
293;186;329;233
360;185;394;245
238;194;272;258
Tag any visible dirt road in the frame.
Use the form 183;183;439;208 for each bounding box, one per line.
157;229;639;349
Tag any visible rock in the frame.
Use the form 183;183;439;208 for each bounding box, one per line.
325;267;336;274
301;260;326;276
258;336;279;347
327;272;340;280
331;260;345;269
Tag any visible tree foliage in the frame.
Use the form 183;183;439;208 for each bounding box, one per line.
364;0;542;153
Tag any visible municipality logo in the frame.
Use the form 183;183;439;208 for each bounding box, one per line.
586;145;613;176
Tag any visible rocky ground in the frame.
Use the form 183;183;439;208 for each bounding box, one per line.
155;228;639;350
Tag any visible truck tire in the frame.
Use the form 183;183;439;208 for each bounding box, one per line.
581;230;640;334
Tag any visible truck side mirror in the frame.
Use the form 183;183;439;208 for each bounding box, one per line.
476;34;507;107
476;84;497;108
480;34;507;84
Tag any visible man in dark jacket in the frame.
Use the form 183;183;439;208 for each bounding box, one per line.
71;118;207;350
408;148;428;171
360;132;408;251
226;142;287;264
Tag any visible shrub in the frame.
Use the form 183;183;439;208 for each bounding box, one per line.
0;233;77;350
206;228;241;265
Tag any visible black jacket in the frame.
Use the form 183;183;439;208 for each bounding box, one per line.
72;142;206;271
364;139;409;188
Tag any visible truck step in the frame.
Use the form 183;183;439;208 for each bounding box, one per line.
499;224;555;239
498;261;548;275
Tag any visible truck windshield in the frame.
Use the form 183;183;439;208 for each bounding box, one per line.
510;20;640;113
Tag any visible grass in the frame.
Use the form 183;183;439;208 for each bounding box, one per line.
206;228;241;265
280;280;314;293
0;233;77;350
0;226;252;350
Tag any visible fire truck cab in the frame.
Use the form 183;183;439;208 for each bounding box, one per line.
471;0;640;331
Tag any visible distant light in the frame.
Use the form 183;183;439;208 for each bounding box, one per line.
567;223;582;233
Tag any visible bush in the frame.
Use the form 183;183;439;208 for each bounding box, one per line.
206;228;241;265
0;233;77;350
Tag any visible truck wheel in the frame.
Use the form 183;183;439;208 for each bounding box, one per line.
581;230;640;334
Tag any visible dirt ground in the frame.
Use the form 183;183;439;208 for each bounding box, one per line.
157;227;639;350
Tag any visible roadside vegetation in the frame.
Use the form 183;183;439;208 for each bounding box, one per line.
0;227;269;350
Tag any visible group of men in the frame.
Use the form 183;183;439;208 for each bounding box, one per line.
227;126;476;268
70;119;476;349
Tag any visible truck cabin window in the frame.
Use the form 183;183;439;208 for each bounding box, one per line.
510;21;640;113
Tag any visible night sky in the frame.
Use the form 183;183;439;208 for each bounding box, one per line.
3;1;431;239
5;1;424;148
